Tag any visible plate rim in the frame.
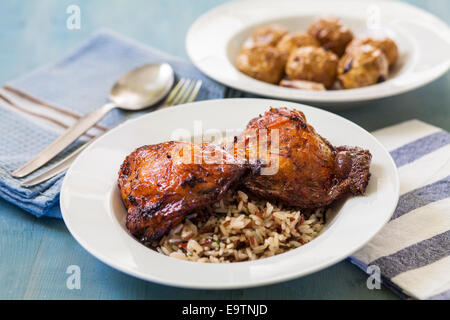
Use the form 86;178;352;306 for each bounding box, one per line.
60;98;400;289
186;0;450;104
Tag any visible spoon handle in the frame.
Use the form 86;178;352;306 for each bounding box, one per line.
12;103;116;178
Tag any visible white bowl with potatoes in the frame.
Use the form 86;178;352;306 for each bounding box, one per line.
186;0;450;107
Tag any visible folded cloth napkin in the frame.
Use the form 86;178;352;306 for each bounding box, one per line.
0;29;235;218
0;30;448;300
349;120;450;300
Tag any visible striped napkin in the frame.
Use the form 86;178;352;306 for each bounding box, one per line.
349;120;450;300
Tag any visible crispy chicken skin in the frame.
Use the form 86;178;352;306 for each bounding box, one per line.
119;109;372;242
232;107;372;208
118;141;245;242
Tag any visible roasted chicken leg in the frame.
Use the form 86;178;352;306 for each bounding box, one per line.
231;107;371;208
118;141;245;242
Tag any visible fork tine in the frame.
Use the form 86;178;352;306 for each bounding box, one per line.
184;80;202;104
163;78;186;106
175;81;196;105
171;80;194;105
162;78;202;107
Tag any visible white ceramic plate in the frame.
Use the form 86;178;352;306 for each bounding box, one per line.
186;0;450;106
60;98;399;289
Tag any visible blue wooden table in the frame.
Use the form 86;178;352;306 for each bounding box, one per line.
0;0;448;299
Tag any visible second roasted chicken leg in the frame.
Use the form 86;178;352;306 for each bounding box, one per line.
231;107;372;208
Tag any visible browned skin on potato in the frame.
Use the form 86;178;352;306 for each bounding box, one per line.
346;37;398;69
307;17;353;56
338;44;389;89
276;32;319;62
285;46;338;89
118;141;246;242
243;24;289;49
232;108;372;208
236;46;285;84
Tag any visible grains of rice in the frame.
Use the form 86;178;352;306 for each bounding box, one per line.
152;190;326;263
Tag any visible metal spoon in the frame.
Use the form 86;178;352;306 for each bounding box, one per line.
12;63;175;178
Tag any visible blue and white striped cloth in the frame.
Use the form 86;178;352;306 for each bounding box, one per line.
0;30;448;299
349;120;450;300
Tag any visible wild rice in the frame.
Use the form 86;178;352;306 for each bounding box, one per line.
152;190;326;263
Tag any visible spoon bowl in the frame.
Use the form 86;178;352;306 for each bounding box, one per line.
110;63;174;110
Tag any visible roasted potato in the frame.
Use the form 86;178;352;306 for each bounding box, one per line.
236;46;285;84
285;46;338;89
243;24;289;49
276;32;319;62
307;17;353;56
337;44;389;89
346;37;398;68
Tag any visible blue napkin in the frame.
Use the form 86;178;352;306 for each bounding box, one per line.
0;30;229;218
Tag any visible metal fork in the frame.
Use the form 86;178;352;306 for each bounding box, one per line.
162;78;202;106
21;78;202;187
